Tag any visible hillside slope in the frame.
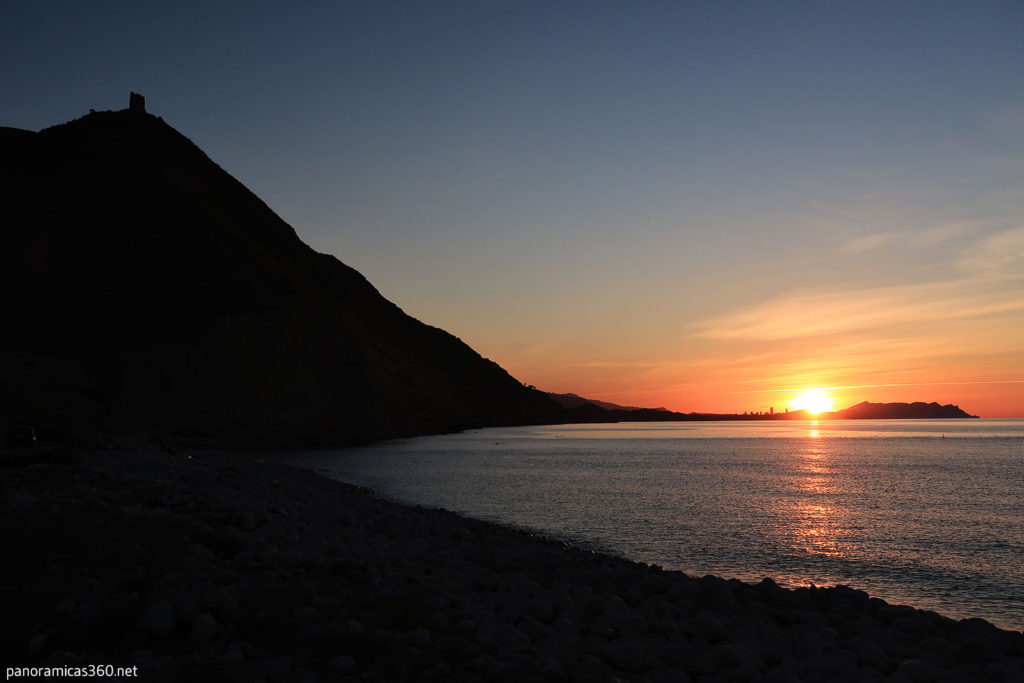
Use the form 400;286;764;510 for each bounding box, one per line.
547;392;670;412
0;99;563;445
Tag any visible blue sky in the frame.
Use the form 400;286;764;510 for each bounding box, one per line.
4;1;1023;414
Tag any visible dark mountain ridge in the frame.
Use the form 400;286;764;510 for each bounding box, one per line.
546;392;669;412
1;98;563;445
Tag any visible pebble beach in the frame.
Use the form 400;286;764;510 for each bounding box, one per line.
3;441;1023;682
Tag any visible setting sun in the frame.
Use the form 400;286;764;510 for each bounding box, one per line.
790;389;835;415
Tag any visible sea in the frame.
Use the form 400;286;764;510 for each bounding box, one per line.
281;419;1024;632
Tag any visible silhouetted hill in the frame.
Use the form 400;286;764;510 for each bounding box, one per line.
546;392;669;412
0;98;564;445
825;401;977;420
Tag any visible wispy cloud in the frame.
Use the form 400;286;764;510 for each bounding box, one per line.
840;232;896;254
957;226;1024;275
835;220;980;255
569;360;664;370
693;278;1024;340
734;379;1024;394
911;220;978;247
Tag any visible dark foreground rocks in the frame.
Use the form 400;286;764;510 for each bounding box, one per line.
2;442;1022;682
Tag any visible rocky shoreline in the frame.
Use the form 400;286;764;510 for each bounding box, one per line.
3;441;1023;682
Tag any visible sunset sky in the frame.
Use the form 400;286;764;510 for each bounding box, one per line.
3;2;1023;416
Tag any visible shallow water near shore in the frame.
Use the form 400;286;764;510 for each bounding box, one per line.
282;419;1024;632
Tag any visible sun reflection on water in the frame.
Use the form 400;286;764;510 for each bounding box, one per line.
778;435;851;558
790;500;845;557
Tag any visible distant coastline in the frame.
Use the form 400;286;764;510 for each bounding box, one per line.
551;397;979;423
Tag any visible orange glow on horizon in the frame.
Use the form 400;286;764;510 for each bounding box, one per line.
501;347;1023;418
789;389;836;415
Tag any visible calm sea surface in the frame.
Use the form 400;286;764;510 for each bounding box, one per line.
282;419;1024;631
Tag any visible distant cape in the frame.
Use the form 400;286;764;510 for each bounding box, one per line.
0;97;565;445
824;401;978;420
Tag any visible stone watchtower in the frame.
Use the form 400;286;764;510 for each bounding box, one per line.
129;92;146;114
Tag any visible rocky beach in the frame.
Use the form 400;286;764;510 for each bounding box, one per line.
3;440;1023;682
